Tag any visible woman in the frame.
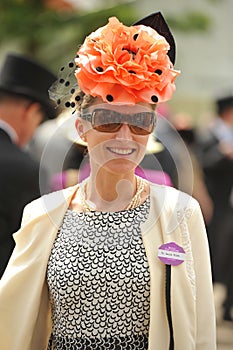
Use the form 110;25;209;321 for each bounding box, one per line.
0;12;216;350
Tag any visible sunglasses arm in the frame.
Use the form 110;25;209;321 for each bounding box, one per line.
80;113;93;123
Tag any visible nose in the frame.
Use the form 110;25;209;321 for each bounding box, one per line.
115;123;133;140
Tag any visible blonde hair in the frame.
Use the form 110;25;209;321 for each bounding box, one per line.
72;88;97;111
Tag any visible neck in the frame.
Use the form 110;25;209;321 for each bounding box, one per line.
86;168;137;211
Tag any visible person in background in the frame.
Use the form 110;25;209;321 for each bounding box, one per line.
50;136;88;190
0;53;57;277
28;110;77;190
151;103;180;187
171;111;213;224
0;13;216;349
196;94;233;321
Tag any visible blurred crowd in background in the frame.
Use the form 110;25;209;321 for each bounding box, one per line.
0;0;233;336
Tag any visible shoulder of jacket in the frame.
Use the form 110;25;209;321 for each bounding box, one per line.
21;185;79;225
149;183;199;213
147;183;201;235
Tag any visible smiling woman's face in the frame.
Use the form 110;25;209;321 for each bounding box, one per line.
76;100;155;175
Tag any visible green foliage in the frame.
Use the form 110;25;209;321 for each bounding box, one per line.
0;1;137;70
0;1;215;71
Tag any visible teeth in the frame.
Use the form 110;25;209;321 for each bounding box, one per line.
109;147;133;155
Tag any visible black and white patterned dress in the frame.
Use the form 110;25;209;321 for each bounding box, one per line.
47;197;151;350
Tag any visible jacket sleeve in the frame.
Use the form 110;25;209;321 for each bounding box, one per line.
187;200;216;349
0;202;52;350
0;186;77;350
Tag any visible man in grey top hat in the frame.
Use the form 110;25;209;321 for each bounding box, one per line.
0;53;57;277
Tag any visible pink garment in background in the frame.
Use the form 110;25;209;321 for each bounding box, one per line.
51;162;172;192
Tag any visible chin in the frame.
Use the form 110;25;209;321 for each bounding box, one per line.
103;159;137;175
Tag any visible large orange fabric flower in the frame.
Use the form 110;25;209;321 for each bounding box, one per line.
75;17;180;105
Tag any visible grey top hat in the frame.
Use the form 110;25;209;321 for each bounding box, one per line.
0;53;58;119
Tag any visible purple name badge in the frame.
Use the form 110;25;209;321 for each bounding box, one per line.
158;242;185;266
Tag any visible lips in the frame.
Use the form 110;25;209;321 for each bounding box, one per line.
106;147;135;156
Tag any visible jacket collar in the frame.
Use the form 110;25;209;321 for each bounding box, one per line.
0;120;18;143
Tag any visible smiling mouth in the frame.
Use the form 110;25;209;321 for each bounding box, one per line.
107;147;135;156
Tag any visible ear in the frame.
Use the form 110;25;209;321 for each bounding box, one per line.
75;117;87;141
23;102;44;123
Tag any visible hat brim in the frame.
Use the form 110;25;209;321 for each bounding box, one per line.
57;111;88;147
146;134;164;154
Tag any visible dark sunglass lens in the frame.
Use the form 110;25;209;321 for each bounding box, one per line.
130;125;150;135
95;123;121;132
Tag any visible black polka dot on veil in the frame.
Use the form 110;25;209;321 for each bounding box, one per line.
48;59;79;111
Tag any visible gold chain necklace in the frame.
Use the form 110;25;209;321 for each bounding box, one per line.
125;176;145;210
79;176;145;212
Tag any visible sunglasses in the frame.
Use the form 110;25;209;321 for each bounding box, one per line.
81;108;156;135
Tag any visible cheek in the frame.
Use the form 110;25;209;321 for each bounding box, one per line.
86;135;110;162
136;135;150;148
85;127;115;148
134;136;149;160
85;131;102;151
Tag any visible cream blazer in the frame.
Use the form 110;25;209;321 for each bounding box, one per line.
0;183;216;350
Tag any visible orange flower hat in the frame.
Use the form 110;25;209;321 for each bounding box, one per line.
75;16;180;105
